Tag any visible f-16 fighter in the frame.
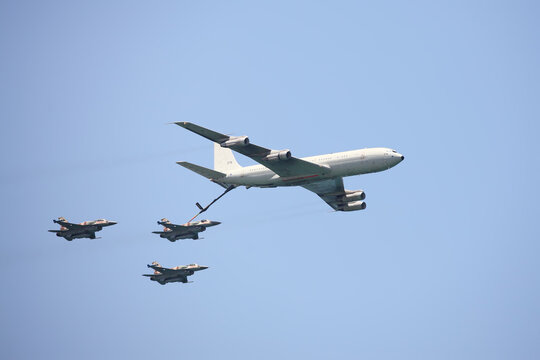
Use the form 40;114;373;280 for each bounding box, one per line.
175;122;404;211
152;218;221;241
143;261;208;285
48;217;117;241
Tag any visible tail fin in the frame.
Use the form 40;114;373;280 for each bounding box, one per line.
214;142;242;173
152;261;162;274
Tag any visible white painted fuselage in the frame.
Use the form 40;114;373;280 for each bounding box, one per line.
221;147;404;188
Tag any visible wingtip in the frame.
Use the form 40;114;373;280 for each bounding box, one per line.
173;121;190;127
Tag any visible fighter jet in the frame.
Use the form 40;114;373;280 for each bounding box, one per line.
152;218;221;241
175;122;405;211
48;217;117;241
143;261;208;285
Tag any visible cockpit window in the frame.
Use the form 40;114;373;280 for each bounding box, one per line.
392;150;397;153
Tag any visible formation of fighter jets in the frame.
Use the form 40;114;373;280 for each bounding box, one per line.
49;122;404;285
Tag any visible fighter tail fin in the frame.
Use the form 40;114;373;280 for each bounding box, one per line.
151;261;162;274
214;142;242;173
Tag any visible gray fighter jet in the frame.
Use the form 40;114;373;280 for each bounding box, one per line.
48;217;117;241
143;261;208;285
152;218;221;241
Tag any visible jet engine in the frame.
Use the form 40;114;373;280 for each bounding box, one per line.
341;201;367;211
343;190;365;201
264;150;292;162
220;136;250;148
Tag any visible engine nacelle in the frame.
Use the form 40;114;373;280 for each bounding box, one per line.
341;201;367;211
220;136;249;148
264;150;292;162
343;190;365;201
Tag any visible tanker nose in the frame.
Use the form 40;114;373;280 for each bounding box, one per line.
401;155;404;161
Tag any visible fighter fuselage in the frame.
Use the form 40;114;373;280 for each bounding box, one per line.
50;219;117;241
154;219;221;241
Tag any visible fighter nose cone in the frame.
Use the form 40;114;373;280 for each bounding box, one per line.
108;221;117;225
210;221;221;226
199;266;209;270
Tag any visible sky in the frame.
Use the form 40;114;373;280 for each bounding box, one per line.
1;1;539;359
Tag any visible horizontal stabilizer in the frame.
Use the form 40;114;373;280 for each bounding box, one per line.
176;161;226;180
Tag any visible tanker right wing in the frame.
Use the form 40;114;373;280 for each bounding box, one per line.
302;178;367;212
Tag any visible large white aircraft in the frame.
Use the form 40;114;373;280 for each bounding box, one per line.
175;122;404;211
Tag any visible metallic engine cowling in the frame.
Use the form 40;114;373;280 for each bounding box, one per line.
220;136;250;148
343;191;366;201
264;150;292;162
341;201;367;211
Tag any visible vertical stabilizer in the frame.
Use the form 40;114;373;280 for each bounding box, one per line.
214;142;242;173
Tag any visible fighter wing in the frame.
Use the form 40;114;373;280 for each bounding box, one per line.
156;222;191;234
147;265;179;275
175;122;330;177
53;220;83;229
157;222;182;230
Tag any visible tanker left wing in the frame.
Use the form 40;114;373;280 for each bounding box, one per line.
175;122;329;178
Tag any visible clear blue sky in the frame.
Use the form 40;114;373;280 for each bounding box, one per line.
1;1;539;359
